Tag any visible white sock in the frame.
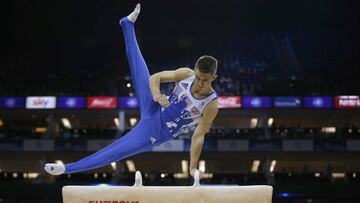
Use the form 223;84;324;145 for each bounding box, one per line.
127;3;141;23
44;163;65;175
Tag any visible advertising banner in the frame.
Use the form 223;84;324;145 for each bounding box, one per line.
26;97;56;109
243;96;272;108
0;97;25;109
119;96;140;108
87;97;117;109
217;96;241;108
57;97;86;109
335;96;360;109
273;97;302;108
303;96;333;108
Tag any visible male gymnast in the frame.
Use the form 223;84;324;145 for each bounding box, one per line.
45;3;219;178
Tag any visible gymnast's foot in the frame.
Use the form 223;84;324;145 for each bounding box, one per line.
120;3;141;25
44;163;65;175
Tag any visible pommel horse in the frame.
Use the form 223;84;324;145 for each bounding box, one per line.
62;171;273;203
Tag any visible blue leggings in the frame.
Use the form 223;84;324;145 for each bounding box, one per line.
64;17;171;174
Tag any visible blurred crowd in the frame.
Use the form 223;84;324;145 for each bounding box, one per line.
1;125;359;141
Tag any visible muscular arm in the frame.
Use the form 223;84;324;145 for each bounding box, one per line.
149;67;193;107
189;99;218;176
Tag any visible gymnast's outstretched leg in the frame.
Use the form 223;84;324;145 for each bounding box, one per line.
56;121;153;174
44;4;159;175
120;4;158;118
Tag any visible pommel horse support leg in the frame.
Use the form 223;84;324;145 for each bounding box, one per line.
62;171;273;203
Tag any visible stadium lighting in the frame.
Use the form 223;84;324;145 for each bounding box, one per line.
267;118;274;128
35;127;47;133
332;173;345;178
321;127;336;133
111;162;117;170
27;173;39;179
270;160;277;173
114;118;120;128
126;160;136;172
61;118;72;129
250;118;258;128
129;118;138;127
251;160;261;173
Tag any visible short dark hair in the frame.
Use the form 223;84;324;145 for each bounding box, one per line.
195;55;218;75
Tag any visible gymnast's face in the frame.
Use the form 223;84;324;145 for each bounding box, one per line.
193;68;217;92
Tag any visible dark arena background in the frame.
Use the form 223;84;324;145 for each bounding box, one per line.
1;0;360;202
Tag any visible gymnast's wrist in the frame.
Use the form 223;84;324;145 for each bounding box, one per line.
152;93;161;102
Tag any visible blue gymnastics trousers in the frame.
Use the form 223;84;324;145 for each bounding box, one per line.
64;18;172;174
